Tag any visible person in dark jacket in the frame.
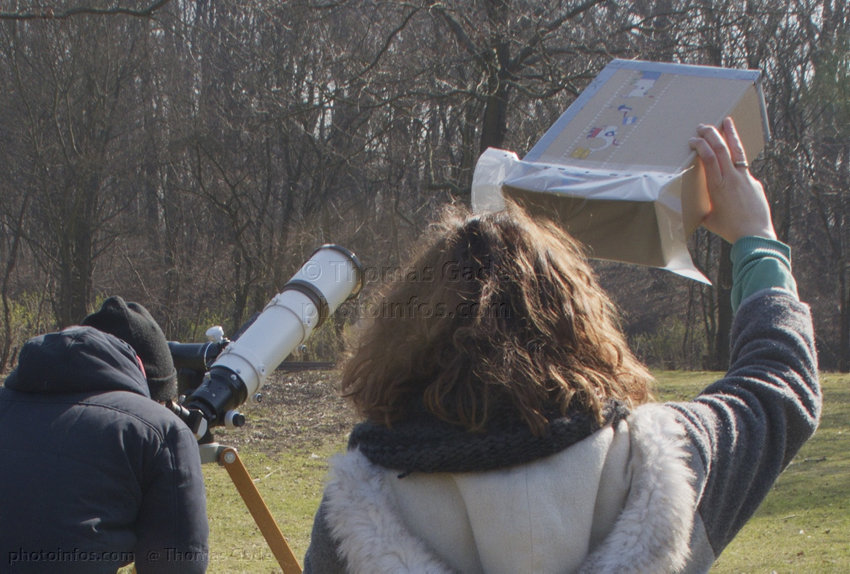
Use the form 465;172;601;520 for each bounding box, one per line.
0;296;208;573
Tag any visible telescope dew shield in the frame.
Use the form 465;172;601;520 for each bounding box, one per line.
186;245;363;426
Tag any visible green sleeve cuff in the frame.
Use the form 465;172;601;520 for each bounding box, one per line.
730;236;798;314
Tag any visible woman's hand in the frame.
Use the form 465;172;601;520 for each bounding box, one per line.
689;117;777;244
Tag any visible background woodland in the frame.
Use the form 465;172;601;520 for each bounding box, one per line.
1;0;848;371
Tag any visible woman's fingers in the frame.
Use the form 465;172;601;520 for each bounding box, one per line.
689;117;776;243
689;135;723;190
696;123;735;171
693;119;749;173
722;117;749;169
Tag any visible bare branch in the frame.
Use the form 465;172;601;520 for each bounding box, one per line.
0;0;171;20
359;4;423;76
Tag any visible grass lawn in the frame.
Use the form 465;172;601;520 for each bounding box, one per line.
200;371;850;573
655;372;850;573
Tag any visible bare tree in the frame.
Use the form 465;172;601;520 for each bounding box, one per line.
1;15;149;326
801;3;850;369
0;0;846;370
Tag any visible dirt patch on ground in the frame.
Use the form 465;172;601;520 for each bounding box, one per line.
208;369;358;456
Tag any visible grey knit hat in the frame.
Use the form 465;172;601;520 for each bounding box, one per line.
82;296;177;401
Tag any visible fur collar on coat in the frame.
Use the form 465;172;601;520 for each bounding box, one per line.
320;404;696;574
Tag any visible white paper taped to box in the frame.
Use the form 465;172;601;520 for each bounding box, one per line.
471;59;771;284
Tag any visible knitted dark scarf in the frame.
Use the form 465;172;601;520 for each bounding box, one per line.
349;399;630;476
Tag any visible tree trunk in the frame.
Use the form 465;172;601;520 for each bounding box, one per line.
710;242;733;370
479;46;510;154
1;201;27;369
840;262;850;372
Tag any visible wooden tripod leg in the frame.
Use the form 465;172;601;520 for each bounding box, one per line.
219;446;303;574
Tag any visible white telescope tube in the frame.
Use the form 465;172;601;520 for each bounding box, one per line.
212;245;363;397
185;244;363;428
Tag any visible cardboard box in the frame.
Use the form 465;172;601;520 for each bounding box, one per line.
471;59;770;283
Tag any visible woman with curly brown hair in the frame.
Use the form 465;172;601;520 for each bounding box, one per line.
304;118;820;573
343;205;653;439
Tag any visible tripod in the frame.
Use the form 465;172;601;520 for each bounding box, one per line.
200;443;302;574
